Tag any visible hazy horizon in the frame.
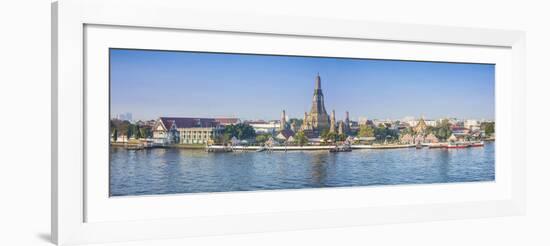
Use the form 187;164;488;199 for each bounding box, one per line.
110;49;495;122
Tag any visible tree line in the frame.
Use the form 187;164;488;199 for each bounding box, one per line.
357;123;398;140
110;119;152;142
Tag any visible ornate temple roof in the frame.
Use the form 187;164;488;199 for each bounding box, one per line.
414;118;428;133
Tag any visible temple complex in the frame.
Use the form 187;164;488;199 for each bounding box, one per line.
273;74;351;139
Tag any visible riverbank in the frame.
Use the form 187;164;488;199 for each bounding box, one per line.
111;142;485;151
111;143;209;149
169;144;205;149
205;144;417;151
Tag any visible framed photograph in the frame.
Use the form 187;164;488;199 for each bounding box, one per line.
52;0;526;245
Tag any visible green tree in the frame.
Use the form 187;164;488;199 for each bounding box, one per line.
215;134;226;145
337;133;348;141
325;132;338;143
434;119;452;140
436;128;445;139
294;131;309;146
124;122;133;140
110;119;123;131
135;125;143;139
400;127;413;136
255;133;271;144
358;125;375;137
112;128;118;142
481;122;495;135
223;123;256;140
140;127;151;139
373;124;397;141
116;120;131;140
289;118;303;129
320;128;330;139
374;125;386;140
426;126;435;134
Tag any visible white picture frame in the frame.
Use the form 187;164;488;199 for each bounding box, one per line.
52;0;526;245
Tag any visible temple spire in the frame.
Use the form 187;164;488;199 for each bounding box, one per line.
345;111;350;132
330;110;336;133
315;73;321;90
280;110;286;131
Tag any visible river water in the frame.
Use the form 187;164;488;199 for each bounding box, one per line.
109;142;495;196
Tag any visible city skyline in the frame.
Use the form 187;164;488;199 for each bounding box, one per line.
110;49;495;121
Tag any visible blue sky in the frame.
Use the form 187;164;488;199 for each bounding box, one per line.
110;49;495;121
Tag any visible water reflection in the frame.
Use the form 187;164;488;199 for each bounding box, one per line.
309;152;329;187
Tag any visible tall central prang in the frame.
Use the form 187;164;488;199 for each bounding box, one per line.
303;74;330;133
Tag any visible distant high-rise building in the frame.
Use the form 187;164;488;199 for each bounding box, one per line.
116;112;133;121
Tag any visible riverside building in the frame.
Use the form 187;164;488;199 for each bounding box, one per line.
153;117;238;145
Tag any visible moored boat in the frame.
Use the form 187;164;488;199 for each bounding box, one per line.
446;142;469;149
125;145;144;150
329;145;352;152
470;141;484;147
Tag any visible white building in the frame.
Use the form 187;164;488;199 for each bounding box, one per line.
464;119;481;131
372;119;393;126
437;118;460;126
246;120;280;134
358;117;369;125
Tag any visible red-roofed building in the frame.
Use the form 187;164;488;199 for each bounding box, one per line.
214;118;240;126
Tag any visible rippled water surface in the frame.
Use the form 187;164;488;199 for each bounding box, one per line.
110;142;495;196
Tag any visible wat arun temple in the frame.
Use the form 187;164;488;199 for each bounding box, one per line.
281;74;350;138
